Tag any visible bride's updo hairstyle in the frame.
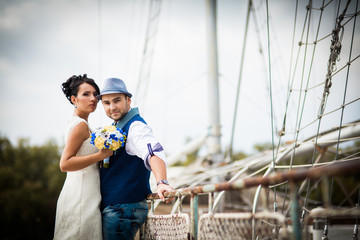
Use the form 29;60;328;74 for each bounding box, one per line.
61;74;100;105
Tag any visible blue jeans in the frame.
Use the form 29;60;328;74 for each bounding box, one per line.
102;200;148;240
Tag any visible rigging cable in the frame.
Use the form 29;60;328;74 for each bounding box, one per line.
253;0;286;141
332;0;357;170
296;0;327;225
331;0;358;238
98;0;102;81
285;0;312;172
279;0;299;215
291;0;313;171
317;0;353;239
265;0;277;212
280;0;314;214
227;0;252;159
250;2;273;112
134;0;163;110
277;0;298;152
248;0;286;143
283;0;326;219
303;1;343;232
281;0;354;218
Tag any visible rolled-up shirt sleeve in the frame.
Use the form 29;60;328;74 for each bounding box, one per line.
125;121;167;171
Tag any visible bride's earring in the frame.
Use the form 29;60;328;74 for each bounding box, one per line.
75;105;77;108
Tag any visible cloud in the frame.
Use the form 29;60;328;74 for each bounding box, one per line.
0;2;35;30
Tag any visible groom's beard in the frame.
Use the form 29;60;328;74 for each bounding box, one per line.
110;107;130;122
109;101;131;122
110;111;126;122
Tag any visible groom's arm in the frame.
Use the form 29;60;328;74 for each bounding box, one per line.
126;121;175;202
149;155;175;203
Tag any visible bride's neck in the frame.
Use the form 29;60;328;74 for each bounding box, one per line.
74;110;89;122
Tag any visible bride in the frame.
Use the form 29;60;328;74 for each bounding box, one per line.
54;74;112;239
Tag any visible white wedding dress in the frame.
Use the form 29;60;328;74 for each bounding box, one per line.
54;115;102;240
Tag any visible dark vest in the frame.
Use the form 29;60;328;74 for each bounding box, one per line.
100;109;151;210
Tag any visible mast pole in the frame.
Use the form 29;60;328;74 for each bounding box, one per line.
206;0;223;212
206;0;222;162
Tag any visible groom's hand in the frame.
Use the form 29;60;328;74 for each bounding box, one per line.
157;184;175;203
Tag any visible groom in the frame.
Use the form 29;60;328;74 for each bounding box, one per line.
98;77;174;239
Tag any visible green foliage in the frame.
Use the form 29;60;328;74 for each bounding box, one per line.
232;151;247;161
171;149;199;167
0;136;65;240
171;137;201;167
253;142;273;152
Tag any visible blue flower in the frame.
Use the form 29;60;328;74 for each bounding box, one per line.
90;126;127;151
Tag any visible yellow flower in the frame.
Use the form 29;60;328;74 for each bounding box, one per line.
95;137;105;149
103;126;116;132
110;140;121;150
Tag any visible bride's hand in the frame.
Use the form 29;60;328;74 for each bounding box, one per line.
99;149;113;159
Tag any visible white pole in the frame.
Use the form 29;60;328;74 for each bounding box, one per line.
206;0;223;213
206;0;222;161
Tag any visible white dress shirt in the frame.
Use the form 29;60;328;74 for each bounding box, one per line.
125;120;167;170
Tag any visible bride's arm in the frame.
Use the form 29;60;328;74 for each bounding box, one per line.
60;122;112;172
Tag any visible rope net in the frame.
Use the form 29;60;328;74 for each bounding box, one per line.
198;211;287;240
141;213;190;240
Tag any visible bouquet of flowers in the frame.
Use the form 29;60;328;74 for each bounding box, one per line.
90;125;127;168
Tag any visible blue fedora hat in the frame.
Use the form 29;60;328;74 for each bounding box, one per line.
99;78;132;98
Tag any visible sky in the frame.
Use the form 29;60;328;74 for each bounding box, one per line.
0;0;359;158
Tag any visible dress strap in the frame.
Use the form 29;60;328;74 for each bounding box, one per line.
67;115;91;136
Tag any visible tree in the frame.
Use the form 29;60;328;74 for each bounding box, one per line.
0;136;65;240
253;142;273;152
